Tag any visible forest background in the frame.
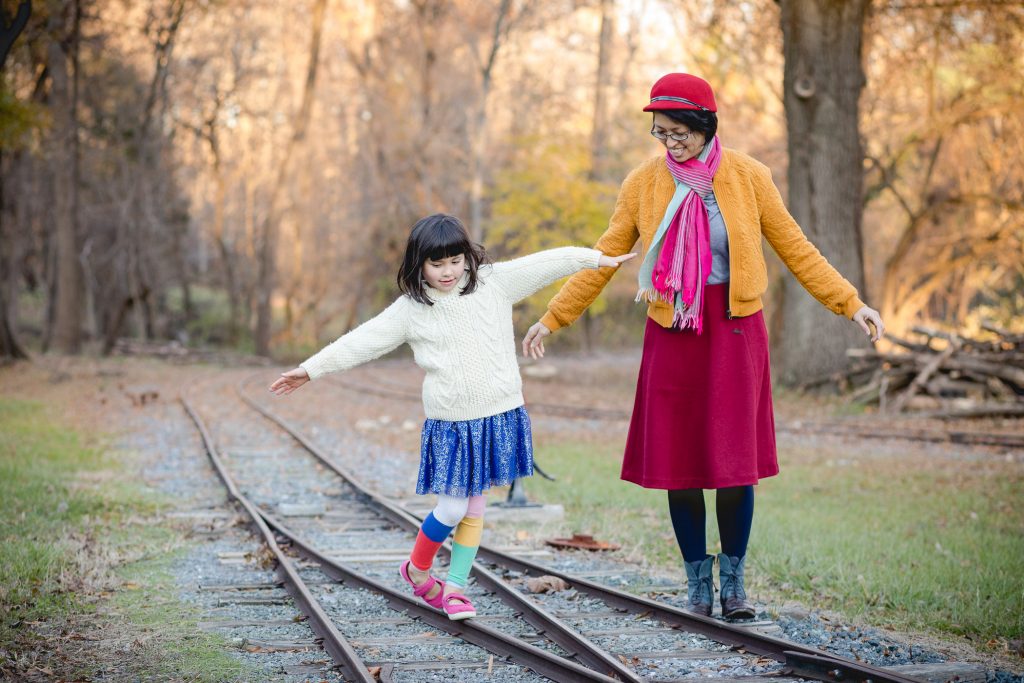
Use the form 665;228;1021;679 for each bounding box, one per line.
1;0;1022;385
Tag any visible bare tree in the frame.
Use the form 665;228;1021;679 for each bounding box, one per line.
589;0;613;184
48;0;84;354
460;0;518;242
100;0;189;353
862;5;1024;332
253;0;328;357
0;0;31;361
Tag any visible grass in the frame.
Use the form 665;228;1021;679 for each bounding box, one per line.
0;398;251;680
111;553;253;681
0;399;129;644
527;437;1024;645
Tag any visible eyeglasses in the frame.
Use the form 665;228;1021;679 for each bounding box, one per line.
650;127;698;143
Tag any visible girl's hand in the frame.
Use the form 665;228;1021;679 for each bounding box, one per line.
522;321;551;359
269;367;310;396
852;305;885;343
598;252;637;268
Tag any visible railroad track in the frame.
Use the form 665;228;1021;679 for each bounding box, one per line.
328;374;1024;450
175;375;932;682
182;387;613;682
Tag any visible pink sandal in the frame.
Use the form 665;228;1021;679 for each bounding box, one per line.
399;560;445;610
441;591;477;620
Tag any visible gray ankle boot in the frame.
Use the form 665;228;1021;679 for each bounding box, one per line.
718;553;755;620
683;555;715;616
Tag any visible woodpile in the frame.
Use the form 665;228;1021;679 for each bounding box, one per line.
112;338;274;367
817;324;1024;418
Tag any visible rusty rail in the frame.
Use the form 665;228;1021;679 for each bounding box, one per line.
181;398;376;683
239;385;640;681
184;395;623;682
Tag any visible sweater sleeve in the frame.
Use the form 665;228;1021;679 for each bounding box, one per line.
488;247;603;304
539;169;642;331
755;165;866;319
299;297;409;380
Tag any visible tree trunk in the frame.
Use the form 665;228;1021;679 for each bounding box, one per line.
0;3;29;71
775;0;871;385
171;211;194;333
213;176;241;344
48;6;83;354
589;0;613;183
467;0;512;243
254;0;328;357
0;150;29;361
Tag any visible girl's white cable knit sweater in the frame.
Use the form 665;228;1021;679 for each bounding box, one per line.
300;247;603;421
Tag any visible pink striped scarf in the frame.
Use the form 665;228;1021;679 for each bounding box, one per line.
651;136;721;333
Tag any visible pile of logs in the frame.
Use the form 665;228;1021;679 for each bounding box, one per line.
831;324;1024;418
112;338;273;366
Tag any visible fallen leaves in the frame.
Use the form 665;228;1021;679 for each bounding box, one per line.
525;575;570;593
544;533;620;551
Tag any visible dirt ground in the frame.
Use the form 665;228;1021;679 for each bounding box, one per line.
1;351;1021;680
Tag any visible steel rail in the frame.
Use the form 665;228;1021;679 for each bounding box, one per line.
239;386;641;681
258;508;620;683
180;398;376;683
183;395;620;683
241;380;927;683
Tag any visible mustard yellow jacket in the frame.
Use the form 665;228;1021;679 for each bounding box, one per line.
540;149;865;332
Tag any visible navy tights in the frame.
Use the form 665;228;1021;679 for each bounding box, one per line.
667;486;754;563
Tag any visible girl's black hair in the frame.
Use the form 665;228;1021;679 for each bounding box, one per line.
397;213;489;305
654;109;718;140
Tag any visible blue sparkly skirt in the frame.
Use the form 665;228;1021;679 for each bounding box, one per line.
416;406;534;497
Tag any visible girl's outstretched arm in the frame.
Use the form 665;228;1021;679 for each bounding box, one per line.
488;247;609;304
520;253;635;360
269;297;410;393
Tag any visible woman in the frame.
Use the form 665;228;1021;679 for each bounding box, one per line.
521;73;884;620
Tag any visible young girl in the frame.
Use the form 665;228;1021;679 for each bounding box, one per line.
269;213;634;620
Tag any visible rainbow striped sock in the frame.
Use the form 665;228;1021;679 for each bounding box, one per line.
410;512;455;571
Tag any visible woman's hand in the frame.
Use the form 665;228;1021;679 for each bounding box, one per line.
269;367;310;395
522;321;551;359
599;252;637;268
852;306;885;343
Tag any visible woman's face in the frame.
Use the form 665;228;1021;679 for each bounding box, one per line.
652;112;706;164
422;253;465;292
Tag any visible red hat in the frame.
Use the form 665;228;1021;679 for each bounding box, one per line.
643;73;717;113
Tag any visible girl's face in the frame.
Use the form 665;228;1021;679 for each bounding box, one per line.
422;253;466;292
652;112;706;164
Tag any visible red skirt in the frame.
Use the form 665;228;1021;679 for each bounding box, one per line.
621;284;778;490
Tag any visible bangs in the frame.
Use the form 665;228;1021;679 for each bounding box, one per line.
397;213;490;305
655;109;718;139
424;221;473;261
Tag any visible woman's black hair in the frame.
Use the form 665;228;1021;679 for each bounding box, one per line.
654;108;718;140
397;213;489;305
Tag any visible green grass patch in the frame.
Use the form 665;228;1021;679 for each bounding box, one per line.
111;552;253;681
529;438;1024;644
0;398;250;680
0;399;130;643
